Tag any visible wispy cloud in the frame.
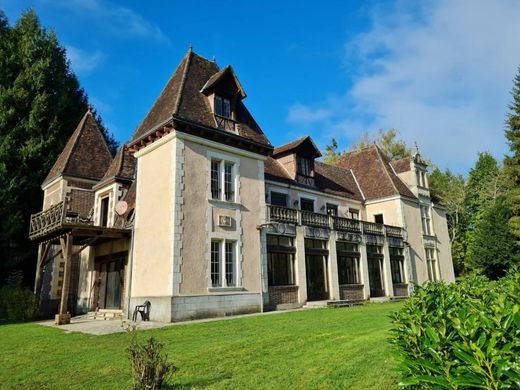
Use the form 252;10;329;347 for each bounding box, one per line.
65;45;104;74
47;0;169;43
286;0;520;172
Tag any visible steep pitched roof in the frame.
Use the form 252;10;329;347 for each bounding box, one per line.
272;136;322;158
338;145;416;200
390;157;412;174
95;145;136;189
131;49;270;147
44;110;112;185
264;157;362;201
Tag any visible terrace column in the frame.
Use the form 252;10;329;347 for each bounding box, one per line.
327;231;340;301
382;239;394;298
295;225;307;304
56;233;72;325
359;240;370;299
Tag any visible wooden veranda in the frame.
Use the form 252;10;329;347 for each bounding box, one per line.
29;200;130;324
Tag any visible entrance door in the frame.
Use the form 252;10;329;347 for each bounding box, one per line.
306;255;328;301
104;261;122;309
368;257;385;297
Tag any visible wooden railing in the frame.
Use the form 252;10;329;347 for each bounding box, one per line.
268;205;298;224
385;225;403;238
301;210;330;228
332;216;361;233
215;115;236;132
29;200;67;240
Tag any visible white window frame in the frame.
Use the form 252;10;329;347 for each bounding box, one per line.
210;239;238;288
425;247;438;282
208;151;240;203
421;205;432;236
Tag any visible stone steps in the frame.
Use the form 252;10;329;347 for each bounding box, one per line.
303;299;365;309
85;309;124;321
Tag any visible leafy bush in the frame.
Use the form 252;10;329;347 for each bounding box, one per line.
0;272;39;322
391;272;520;389
126;328;177;390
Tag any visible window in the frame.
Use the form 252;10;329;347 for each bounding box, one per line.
270;192;288;207
374;214;384;224
305;238;327;250
210;159;235;202
350;209;359;220
267;235;294;248
366;245;383;255
210;240;237;288
417;170;428;187
297;157;312;176
300;198;314;211
100;197;109;227
421;205;432;235
337;241;360;284
326;203;338;216
268;253;295;286
425;247;438;281
390;247;405;284
215;95;231;118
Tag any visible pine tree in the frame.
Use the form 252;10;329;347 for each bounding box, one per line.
504;67;520;241
0;9;116;285
348;128;411;160
323;138;342;165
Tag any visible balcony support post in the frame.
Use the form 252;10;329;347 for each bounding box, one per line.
56;233;72;325
34;242;50;296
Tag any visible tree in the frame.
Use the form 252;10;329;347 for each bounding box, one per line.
429;167;467;274
0;9;117;285
323;138;343;165
349;128;412;160
504;67;520;241
465;196;518;279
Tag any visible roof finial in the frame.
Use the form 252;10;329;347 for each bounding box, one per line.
414;141;420;155
212;55;216;63
87;103;92;114
188;42;193;52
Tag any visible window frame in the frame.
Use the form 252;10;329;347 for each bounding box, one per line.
326;203;338;216
425;247;438;282
300;197;315;212
215;95;231;118
374;213;384;224
421;205;432;236
210;239;238;288
297;157;313;177
270;191;288;207
209;157;237;203
100;196;110;227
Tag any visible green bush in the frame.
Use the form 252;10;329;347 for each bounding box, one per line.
126;329;177;390
391;272;520;389
0;272;39;322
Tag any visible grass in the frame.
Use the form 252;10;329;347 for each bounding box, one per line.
0;302;403;389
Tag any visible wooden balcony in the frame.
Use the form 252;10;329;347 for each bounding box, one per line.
29;201;68;241
332;216;362;233
215;115;236;132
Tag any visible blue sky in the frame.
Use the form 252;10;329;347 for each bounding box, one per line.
3;0;520;173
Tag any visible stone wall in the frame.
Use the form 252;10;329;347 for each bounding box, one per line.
393;283;409;297
339;284;365;301
268;285;299;306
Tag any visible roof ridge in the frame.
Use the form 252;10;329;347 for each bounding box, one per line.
173;49;194;114
62;111;91;175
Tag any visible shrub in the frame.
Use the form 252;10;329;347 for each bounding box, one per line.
391;272;520;389
126;328;177;390
0;272;39;322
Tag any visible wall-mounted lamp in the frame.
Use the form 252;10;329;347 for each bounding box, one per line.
293;200;299;207
320;205;326;211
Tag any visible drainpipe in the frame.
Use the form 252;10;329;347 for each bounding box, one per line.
126;225;135;320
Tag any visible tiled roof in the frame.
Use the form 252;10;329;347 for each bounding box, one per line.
200;65;246;98
131;49;271;147
44;110;112;185
264;157;362;201
97;145;136;186
390;157;412;174
272;136;322;158
338;146;416;200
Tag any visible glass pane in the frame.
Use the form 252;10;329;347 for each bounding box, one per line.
211;161;220;199
224;163;234;201
270;192;288;207
223;98;231;118
211;241;220;287
225;242;235;286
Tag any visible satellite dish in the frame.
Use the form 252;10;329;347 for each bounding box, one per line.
115;200;128;216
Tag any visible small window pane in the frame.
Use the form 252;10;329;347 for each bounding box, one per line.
326;203;338;216
270;192;288;207
225;242;235;287
223;98;231;118
338;256;360;284
215;96;223;116
224;163;234;201
374;214;384;224
211;241;221;287
211;161;220;199
300;198;314;211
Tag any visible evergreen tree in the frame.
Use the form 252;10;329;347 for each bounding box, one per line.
348;128;411;160
0;9;116;285
323;138;342;165
504;67;520;241
465;196;518;279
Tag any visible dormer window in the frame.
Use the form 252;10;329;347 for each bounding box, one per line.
215;95;231;118
297;157;312;177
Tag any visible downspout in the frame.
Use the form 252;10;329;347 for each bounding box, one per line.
126;224;135;320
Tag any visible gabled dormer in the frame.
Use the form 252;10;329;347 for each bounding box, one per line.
271;136;322;187
200;65;246;133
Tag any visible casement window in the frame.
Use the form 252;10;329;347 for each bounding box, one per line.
421;205;432;235
210;239;237;288
425;247;438;282
300;198;314;211
416;170;428;187
366;244;383;255
100;196;109;227
374;214;384;224
326;203;338;216
215;95;231;118
268;252;295;286
389;247;405;284
337;241;360;285
210;159;235;202
297;157;312;177
305;238;327;250
350;209;359;220
270;191;288;207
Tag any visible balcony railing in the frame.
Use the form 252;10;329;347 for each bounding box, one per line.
301;210;329;228
266;205;404;239
215;115;236;132
29;201;67;240
332;216;361;233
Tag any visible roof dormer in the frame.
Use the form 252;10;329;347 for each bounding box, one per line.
271;136;322;187
201;65;246;133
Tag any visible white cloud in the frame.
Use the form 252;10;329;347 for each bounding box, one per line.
287;103;333;124
287;0;520;172
66;45;104;74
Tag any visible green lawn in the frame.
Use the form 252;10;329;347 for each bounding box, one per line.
0;302;403;389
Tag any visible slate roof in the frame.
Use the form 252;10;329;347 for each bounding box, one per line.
131;49;271;147
390;157;412;174
264;157;363;201
338;146;416;201
44;110;112;185
272;136;322;158
95;145;136;188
